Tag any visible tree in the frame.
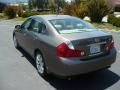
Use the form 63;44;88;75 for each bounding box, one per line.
0;3;6;13
28;0;37;9
28;0;65;10
74;0;81;4
55;0;65;8
36;0;44;9
48;0;56;12
28;0;49;10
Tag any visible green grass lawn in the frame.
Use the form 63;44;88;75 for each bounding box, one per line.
0;13;4;19
13;17;26;21
92;23;120;31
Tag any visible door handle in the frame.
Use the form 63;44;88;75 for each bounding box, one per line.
23;33;26;36
33;36;38;40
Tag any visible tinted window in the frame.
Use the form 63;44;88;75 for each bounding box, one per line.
21;18;32;29
49;18;96;34
28;19;46;33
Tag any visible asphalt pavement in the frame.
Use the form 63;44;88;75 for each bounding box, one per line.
0;20;120;90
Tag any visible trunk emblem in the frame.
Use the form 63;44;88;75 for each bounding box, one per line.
95;38;100;43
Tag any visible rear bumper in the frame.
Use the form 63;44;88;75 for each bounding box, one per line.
53;48;117;77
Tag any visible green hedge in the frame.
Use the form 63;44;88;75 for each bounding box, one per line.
22;11;56;18
22;11;39;18
108;14;120;27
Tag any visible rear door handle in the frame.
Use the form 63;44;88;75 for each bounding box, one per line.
23;33;26;36
33;36;38;40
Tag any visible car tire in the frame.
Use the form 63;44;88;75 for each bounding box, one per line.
13;35;20;49
35;51;47;77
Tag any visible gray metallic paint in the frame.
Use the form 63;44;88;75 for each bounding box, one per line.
13;15;117;77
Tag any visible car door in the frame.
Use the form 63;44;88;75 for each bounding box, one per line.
23;19;47;56
16;18;32;49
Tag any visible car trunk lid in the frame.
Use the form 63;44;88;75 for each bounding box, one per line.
61;30;112;59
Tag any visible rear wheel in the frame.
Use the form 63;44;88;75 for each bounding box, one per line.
35;52;47;77
13;35;20;49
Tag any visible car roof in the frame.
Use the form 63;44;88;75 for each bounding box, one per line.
31;14;76;21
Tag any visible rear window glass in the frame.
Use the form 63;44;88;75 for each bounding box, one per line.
49;18;96;34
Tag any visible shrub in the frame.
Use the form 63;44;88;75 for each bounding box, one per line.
48;0;57;12
64;3;87;19
4;5;17;19
17;7;23;17
108;14;120;27
22;11;40;18
72;3;88;19
87;0;111;22
108;14;115;23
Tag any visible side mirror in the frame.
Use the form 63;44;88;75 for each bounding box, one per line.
15;25;21;30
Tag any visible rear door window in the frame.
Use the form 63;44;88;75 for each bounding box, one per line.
28;19;47;34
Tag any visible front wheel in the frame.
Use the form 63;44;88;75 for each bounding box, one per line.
35;52;47;77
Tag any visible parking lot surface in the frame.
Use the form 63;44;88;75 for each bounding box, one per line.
0;20;120;90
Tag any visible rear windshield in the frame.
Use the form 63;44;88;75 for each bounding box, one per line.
49;18;96;34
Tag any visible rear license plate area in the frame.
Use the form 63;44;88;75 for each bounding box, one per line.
90;44;100;54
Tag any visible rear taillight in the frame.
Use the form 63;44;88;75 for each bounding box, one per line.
106;40;114;51
56;42;85;57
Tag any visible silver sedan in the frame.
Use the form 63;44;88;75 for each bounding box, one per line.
13;15;117;77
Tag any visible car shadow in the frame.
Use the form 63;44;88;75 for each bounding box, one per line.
43;70;120;90
18;48;120;90
18;48;36;68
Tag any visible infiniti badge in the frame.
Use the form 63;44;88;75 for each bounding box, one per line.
95;38;100;43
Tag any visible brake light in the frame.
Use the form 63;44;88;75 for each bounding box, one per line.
106;41;114;51
56;42;85;57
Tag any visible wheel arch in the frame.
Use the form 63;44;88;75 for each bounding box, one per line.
34;49;43;59
34;48;49;74
13;32;15;38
